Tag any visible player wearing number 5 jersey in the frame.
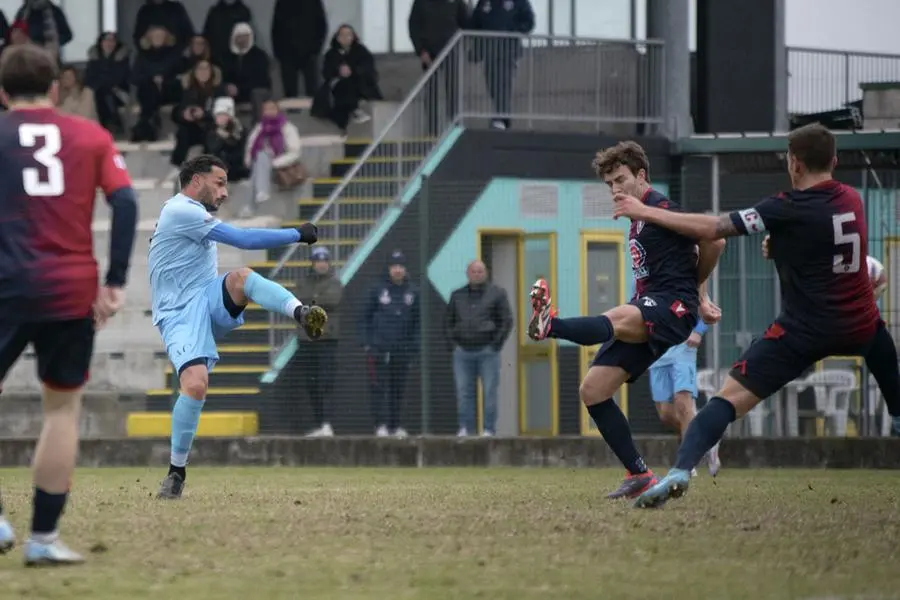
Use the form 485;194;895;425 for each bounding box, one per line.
0;45;138;564
613;123;900;508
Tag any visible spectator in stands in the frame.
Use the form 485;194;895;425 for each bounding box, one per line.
131;25;183;142
170;59;226;167
468;0;534;130
13;0;72;58
203;0;253;66
294;246;343;438
408;0;470;135
311;25;382;134
445;260;513;437
271;0;327;98
3;19;29;52
134;0;194;53
220;22;271;115
0;10;9;51
178;35;222;84
85;32;131;134
206;96;248;182
243;98;304;213
58;65;97;121
359;250;419;438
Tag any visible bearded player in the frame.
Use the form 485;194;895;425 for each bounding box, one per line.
528;141;725;499
612;123;900;508
0;45;138;565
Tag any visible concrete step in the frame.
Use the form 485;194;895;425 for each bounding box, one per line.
3;350;168;393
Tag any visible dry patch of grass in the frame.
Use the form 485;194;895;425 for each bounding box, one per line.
0;467;896;599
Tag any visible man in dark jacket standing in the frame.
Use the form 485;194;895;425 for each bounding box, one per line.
202;0;253;66
359;250;419;438
445;260;513;436
408;0;469;135
295;246;343;437
133;0;194;53
469;0;534;130
271;0;327;98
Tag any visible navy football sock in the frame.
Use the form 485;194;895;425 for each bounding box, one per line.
587;400;648;475
32;487;68;535
550;315;614;346
674;397;735;471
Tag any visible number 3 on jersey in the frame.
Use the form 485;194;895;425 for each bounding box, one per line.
19;123;64;197
832;212;860;274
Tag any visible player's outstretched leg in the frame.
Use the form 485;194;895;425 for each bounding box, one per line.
0;492;16;553
23;386;85;566
581;366;657;499
159;365;207;499
238;268;327;339
528;279;615;346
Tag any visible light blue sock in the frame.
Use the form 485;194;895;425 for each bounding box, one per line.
244;271;302;318
170;393;205;468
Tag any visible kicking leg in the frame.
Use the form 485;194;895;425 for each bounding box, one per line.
159;362;208;499
226;268;327;339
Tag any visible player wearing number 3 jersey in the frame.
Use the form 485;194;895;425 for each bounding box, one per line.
612;123;900;508
0;45;138;564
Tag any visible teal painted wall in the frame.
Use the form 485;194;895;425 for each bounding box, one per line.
427;178;670;347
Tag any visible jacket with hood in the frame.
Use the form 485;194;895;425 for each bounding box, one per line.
131;30;182;86
271;0;327;62
316;26;382;103
296;266;343;341
14;0;71;47
444;282;513;351
173;77;227;128
85;33;131;93
243;116;302;169
408;0;469;58
220;22;271;102
359;265;419;354
202;0;253;65
133;0;195;51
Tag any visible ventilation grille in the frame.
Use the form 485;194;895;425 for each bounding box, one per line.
582;184;614;219
519;184;558;218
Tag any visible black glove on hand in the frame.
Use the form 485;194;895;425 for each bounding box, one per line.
297;222;318;245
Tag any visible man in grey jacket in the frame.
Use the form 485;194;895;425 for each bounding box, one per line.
445;260;513;436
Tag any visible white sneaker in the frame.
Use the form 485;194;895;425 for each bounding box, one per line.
490;119;506;130
307;423;334;437
690;468;698;478
481;430;495;437
375;425;389;437
707;442;722;477
352;109;371;124
457;427;468;437
24;536;84;567
393;427;408;439
0;516;16;554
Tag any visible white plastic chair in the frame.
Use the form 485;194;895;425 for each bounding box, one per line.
867;375;893;437
696;368;751;437
797;370;857;436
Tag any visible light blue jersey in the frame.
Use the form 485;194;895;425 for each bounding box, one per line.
149;194;243;373
149;194;221;326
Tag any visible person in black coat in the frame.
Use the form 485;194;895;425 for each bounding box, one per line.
170;59;227;167
14;0;71;54
202;0;253;66
133;0;194;52
271;0;327;98
311;24;383;133
84;32;131;134
220;22;271;111
131;25;183;142
205;96;248;181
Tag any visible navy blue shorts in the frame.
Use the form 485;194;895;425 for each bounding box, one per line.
591;293;698;383
0;318;95;390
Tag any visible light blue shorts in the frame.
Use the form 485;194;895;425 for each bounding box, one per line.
158;273;245;374
649;349;698;402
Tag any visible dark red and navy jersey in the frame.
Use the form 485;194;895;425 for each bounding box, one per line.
729;180;878;343
629;188;700;309
0;108;131;322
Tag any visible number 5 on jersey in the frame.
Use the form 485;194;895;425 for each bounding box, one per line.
832;212;860;274
19;123;64;197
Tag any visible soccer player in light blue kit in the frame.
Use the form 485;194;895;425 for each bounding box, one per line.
648;319;721;477
150;155;326;499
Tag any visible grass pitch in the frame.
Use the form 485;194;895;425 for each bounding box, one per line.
0;467;897;599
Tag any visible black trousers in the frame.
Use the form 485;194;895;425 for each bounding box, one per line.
280;55;319;98
171;122;208;167
366;350;410;431
483;58;516;128
295;338;338;427
422;52;458;135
